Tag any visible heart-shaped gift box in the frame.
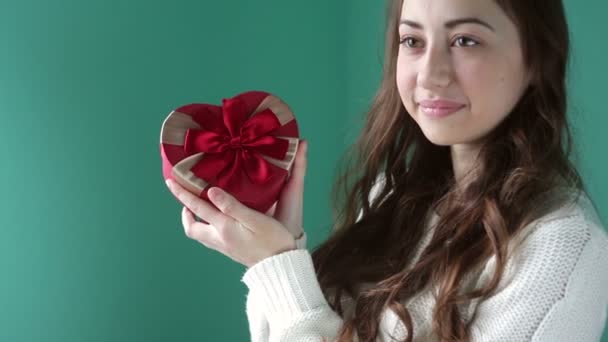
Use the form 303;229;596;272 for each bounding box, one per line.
160;90;300;213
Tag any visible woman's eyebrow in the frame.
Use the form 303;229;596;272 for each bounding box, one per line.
399;17;495;32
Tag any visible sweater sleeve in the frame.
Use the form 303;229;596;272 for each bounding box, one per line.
243;175;387;341
468;213;608;342
244;233;323;342
241;247;344;342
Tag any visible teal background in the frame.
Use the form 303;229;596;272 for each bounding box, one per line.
0;1;605;341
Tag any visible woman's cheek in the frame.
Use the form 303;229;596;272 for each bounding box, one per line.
396;69;417;111
453;57;493;108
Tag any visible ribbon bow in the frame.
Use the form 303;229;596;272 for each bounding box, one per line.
183;97;289;188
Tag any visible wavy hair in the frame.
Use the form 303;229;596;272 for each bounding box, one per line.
310;1;587;341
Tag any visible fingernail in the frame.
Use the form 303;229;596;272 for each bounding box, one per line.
211;187;224;202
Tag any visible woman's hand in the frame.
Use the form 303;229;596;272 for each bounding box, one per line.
165;139;308;268
265;139;308;240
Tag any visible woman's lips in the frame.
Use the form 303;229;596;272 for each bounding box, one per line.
418;99;466;118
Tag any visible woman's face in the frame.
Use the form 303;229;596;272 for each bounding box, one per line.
396;0;530;147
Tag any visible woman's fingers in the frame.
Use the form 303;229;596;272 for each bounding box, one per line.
265;202;277;217
274;139;307;235
166;179;226;228
168;179;297;267
289;139;307;190
181;206;222;249
207;187;270;233
167;179;274;235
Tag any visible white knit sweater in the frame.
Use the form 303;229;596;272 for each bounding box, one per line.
241;190;608;341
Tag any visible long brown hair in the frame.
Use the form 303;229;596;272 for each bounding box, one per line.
311;1;587;341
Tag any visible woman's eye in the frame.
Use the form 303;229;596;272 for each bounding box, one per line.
452;36;479;47
399;37;423;48
399;35;479;49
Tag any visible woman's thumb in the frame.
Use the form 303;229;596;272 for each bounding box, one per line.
292;139;307;186
273;139;307;235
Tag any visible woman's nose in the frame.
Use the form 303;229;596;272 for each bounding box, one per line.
417;45;453;89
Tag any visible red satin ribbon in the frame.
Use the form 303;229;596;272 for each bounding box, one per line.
183;97;289;187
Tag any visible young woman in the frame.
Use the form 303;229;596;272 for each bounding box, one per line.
166;0;608;340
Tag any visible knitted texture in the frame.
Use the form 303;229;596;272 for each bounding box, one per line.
242;191;608;341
